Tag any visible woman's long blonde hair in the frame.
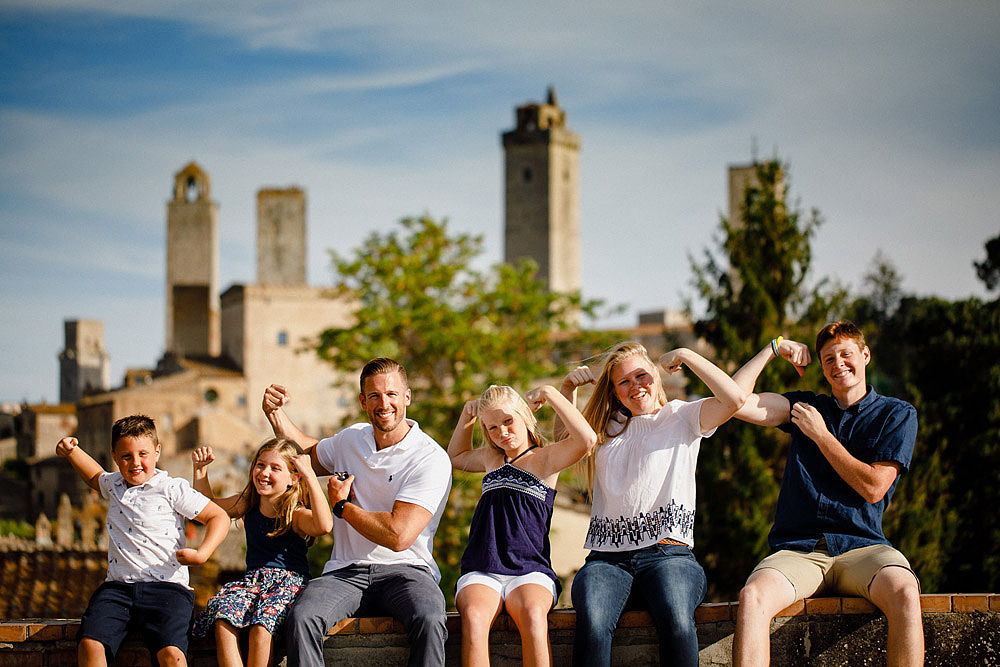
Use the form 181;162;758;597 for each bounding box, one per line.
477;385;546;455
233;438;312;539
578;341;667;489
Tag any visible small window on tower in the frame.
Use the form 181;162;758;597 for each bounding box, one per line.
185;177;199;203
523;168;533;183
277;331;288;346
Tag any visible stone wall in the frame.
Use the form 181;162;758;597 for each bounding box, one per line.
2;595;997;666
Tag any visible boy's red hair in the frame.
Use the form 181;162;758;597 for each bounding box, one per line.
816;321;867;356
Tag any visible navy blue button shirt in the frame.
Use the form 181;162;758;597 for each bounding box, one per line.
770;386;917;556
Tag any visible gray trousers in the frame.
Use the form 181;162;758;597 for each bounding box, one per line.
285;563;447;667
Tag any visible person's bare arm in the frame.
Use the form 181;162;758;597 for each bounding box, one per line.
790;402;902;503
447;400;490;473
176;501;230;565
291;453;334;537
659;348;748;432
262;384;325;475
553;366;596;440
337;494;433;552
55;437;104;491
190;446;243;515
731;339;811;427
527;385;597;478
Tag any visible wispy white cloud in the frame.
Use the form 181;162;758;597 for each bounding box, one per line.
1;0;998;403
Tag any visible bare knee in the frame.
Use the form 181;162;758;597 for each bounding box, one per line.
513;600;551;635
156;645;187;667
738;580;770;617
871;567;921;618
459;600;495;633
738;571;795;621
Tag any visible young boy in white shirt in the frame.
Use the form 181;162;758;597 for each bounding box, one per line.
56;414;229;667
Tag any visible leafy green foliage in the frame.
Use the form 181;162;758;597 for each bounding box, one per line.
0;518;35;539
973;233;1000;291
316;217;608;441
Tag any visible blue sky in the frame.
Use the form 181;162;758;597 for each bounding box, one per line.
2;1;998;404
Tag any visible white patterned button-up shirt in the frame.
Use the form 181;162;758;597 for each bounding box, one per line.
99;469;211;588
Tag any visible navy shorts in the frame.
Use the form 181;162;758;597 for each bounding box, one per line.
79;581;194;659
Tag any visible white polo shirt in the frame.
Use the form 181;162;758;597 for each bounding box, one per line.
99;469;211;588
584;398;715;552
315;419;453;582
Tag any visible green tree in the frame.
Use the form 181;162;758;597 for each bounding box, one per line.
973;233;1000;291
845;252;955;592
860;292;1000;592
688;158;844;599
313;215;615;604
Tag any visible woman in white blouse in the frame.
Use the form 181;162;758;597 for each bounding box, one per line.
560;342;749;667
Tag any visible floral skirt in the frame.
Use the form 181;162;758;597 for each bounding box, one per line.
192;567;307;637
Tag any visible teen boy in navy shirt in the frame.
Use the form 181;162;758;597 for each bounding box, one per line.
730;322;923;667
57;415;229;667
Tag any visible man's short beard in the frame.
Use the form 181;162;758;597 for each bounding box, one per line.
373;415;403;433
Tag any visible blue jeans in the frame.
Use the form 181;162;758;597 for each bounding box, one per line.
571;544;706;667
285;563;447;667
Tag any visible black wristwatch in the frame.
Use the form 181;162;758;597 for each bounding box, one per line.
333;499;349;518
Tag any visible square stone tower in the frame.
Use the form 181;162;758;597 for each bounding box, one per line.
58;319;110;403
257;187;307;286
502;87;581;294
166;162;220;358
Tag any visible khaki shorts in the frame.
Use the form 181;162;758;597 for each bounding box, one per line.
751;544;918;604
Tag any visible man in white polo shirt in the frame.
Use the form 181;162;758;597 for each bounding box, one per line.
262;357;453;667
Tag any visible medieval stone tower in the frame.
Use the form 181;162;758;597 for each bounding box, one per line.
502;87;581;294
257;187;306;286
58;319;110;403
166;162;220;358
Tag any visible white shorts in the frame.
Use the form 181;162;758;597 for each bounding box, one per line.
455;571;558;603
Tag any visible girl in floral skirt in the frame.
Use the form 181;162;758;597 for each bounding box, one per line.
191;438;333;667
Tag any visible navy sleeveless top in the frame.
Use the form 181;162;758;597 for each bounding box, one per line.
244;506;310;577
460;448;558;585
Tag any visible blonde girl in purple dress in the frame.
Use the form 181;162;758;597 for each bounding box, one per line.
191;438;333;667
448;385;597;667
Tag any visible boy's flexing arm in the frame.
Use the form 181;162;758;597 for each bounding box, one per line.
176;501;230;566
55;437;104;491
732;339;901;503
732;339;811;427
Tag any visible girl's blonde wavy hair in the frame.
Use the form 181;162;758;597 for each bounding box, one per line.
477;385;547;455
578;341;667;490
232;437;313;541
